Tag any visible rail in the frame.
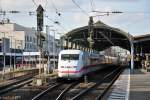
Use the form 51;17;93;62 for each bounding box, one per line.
0;77;33;95
71;67;123;100
31;83;63;100
56;82;79;100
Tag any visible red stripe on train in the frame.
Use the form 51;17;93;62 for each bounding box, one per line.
59;64;100;73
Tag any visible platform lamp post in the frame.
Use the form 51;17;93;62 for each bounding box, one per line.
9;36;15;77
46;25;50;74
2;32;6;80
8;36;14;71
67;37;71;49
28;41;32;69
52;30;56;71
57;33;64;50
25;41;28;68
20;40;24;69
46;25;53;74
13;39;17;70
129;35;134;70
17;40;24;68
10;32;16;74
127;32;134;69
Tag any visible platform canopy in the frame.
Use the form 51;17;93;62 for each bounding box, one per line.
134;34;150;53
63;20;132;51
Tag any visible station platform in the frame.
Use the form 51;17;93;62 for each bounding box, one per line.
130;69;150;100
107;68;150;100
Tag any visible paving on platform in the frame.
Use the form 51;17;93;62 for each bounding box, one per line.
130;69;150;100
107;68;150;100
107;68;130;100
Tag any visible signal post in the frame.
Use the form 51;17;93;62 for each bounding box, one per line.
35;5;45;86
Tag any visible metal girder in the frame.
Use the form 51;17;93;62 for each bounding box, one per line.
98;31;115;46
63;20;132;51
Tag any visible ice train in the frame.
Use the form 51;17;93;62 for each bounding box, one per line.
58;49;126;79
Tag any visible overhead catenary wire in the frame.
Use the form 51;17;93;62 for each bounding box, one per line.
32;0;38;7
89;0;95;11
2;10;150;14
50;0;58;12
44;15;67;31
50;0;61;16
44;0;48;11
121;16;150;29
28;11;66;31
0;0;2;11
71;0;89;16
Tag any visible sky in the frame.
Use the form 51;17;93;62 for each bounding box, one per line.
0;0;150;37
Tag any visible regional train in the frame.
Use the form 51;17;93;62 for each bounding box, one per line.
58;49;127;79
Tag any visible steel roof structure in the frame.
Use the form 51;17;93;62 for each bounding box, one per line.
134;34;150;53
63;20;132;51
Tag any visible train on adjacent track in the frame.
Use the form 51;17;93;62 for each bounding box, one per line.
58;49;127;79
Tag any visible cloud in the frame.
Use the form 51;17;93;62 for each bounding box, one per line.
1;0;34;11
0;0;149;36
73;13;88;24
103;6;113;12
45;0;77;11
51;0;73;9
98;0;141;2
61;12;88;32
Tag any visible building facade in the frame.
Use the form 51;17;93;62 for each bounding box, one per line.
0;20;61;56
0;21;37;52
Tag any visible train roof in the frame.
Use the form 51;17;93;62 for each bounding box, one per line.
59;49;83;54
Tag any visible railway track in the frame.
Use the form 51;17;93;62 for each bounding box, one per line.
0;73;58;100
0;73;36;95
30;66;121;100
0;68;38;82
70;67;123;100
31;81;79;100
51;67;122;100
0;66;124;100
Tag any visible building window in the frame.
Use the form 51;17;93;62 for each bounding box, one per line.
27;44;29;49
27;36;29;42
33;37;36;43
30;44;31;48
25;43;27;49
25;36;27;41
30;37;32;42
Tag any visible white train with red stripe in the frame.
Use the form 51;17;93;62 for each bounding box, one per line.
58;49;118;79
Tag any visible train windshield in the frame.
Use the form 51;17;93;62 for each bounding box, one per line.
61;54;79;60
